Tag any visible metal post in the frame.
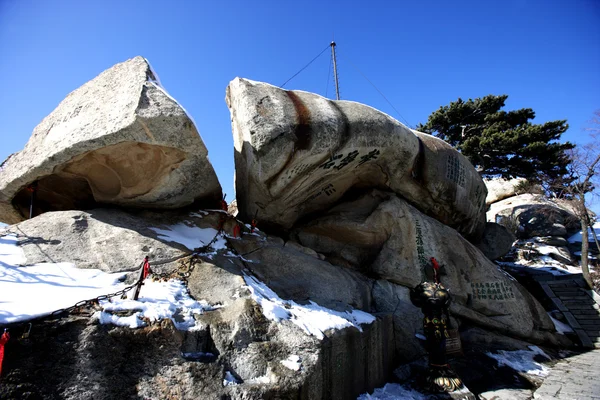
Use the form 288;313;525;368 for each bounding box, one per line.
330;41;340;100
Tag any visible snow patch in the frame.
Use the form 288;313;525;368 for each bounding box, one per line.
486;346;550;376
244;275;376;340
1;234;127;325
149;223;227;252
548;313;574;334
223;371;240;386
94;278;220;330
280;355;302;371
357;383;429;399
568;222;600;243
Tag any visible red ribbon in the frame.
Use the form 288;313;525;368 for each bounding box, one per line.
233;224;241;238
142;257;151;280
250;219;257;233
0;330;9;377
431;257;440;284
220;200;228;212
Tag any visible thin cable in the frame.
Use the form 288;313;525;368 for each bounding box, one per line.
326;50;332;98
342;56;412;127
280;44;330;88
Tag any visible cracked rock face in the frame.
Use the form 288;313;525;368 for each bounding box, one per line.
0;56;222;224
226;78;487;240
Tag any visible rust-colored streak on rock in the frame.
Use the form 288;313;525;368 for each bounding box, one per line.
410;137;426;185
286;91;312;150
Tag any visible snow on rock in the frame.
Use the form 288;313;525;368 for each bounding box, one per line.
548;313;574;335
486;346;551;377
280;355;302;371
244;274;376;340
0;234;126;325
95;278;221;330
149;223;227;252
223;371;240;387
357;383;429;400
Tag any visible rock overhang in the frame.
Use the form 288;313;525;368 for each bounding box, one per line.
0;56;222;224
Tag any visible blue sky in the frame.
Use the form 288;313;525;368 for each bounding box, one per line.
0;0;598;205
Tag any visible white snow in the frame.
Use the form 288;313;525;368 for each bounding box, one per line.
280;354;302;371
568;222;600;243
486;345;550;376
149;223;227;252
548;313;574;334
244;274;376;340
223;371;240;386
357;383;429;400
94;278;220;330
0;234;127;324
245;374;271;384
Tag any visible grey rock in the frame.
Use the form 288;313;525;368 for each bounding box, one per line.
484;177;528;206
293;189;561;343
227;78;487;240
0;56;221;224
1;208;394;399
372;280;426;362
476;222;516;261
488;195;580;239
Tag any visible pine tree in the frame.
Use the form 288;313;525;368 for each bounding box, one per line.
416;95;574;186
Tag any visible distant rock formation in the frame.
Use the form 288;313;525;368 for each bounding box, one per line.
484;177;528;206
227;78;487;240
0;56;222;224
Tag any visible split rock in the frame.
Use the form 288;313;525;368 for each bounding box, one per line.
227;78;487;239
0;56;221;224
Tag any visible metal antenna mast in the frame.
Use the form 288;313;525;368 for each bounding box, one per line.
330;41;340;100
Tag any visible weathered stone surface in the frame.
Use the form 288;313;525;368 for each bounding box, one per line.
484;177;528;206
227;78;487;239
1;208;394;399
372;280;427;362
476;222;516;261
293;190;561;343
488;195;579;239
227;235;373;311
0;56;222;224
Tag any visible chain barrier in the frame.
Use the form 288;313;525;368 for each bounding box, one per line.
0;209;259;339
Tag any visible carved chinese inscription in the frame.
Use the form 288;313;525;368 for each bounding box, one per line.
470;282;515;301
446;155;466;187
306;183;337;202
415;220;427;269
319;149;381;171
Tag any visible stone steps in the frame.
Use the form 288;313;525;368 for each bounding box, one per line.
537;276;600;349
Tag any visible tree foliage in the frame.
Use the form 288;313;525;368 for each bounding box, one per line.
416;95;574;185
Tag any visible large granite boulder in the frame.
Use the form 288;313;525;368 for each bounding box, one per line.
292;190;559;343
484;177;528;206
0;56;222;224
487;194;580;239
226;78;487;240
475;222;516;261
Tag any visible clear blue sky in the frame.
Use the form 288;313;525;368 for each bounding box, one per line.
1;0;598;204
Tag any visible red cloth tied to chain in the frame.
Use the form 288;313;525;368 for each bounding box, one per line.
233;224;241;238
142;257;151;280
0;330;9;376
220;200;228;212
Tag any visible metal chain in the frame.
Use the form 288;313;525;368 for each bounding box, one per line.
1;213;244;332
